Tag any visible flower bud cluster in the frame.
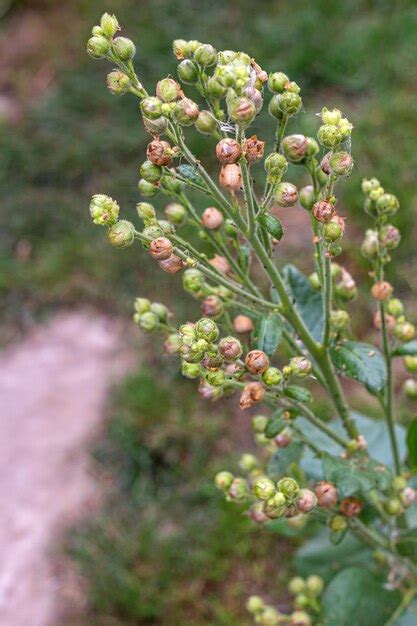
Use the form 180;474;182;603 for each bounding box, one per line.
268;71;303;120
132;297;171;332
246;593;316;626
252;475;317;520
317;107;353;149
288;575;324;617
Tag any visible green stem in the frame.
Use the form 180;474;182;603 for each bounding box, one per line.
385;589;416;626
289;400;350;449
322;253;332;347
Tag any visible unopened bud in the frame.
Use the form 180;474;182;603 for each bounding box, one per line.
264;153;288;177
106;70;131;95
263;492;287;519
218;336;243;361
193;43;217;66
279;91;302;115
99;13;119;37
403;378;417;399
401;487;417;507
404;355;417;373
140;160;162;184
376;192;399;216
137;311;159;331
296;489;317;513
277;477;299;499
87;35;110;59
182;361;201;378
89;194;120;226
361;229;379;259
195;318;219;342
379;224;401;250
281;134;309;163
239;381;265;409
141;97;163;120
312;200;335;223
174;97;199;125
329;151;353;176
274;430;292;448
158;254;184;273
156;77;181;102
163;333;181;354
206;369;226;387
172;39;188;59
177;58;199;83
317;124;342;148
329;514;348;532
268;71;289;93
228;476;249;501
299;186;315;211
228;96;256;125
274;182;298;207
330;309;350;332
385;497;402;516
134;297;151;314
150;302;169;322
233;314;254;333
340;496;362;517
108;220;135;248
252;415;268;433
215;470;234;490
245;350;270;374
239;453;258;472
201;207;224;229
371;280;393;301
199;296;221;319
113;36;136;61
209;254;231;274
386;298;404;318
195;110;218;134
219;164;242;191
315;481;338;508
289;356;312;378
147;139;172;166
262;367;283;387
149;237;173;261
138;178;159;198
323;219;343;243
290;610;312;626
246;595;264;613
395;320;415;342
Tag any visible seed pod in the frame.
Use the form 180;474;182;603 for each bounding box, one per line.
401;487;417;507
248;503;269;524
216;138;242;164
317;124;342;148
138;311;159;331
219;164;242;191
299;185;315;211
214;471;234;491
243;135;265;164
174;97;200;125
87;35;110;59
245;350;270;374
323;219;344;243
361;229;379;259
108;220;135;248
194;43;217;66
147;139;172;166
163;333;181;355
228;96;256;125
329;151;353;176
315;481;338;508
371;280;393;301
340;496;362;517
404;378;417;399
312;200;335;223
274;182;298;207
239;381;265;409
376;192;399;216
164;202;186;225
274;430;292;448
201;295;223;318
195;317;219;342
113;36;136;61
140;160;162;184
379;224;401;250
228;476;249;501
328;514;348;532
289;356;312;378
262;367;283;387
195;109;218;135
233;314;254;333
209;254;231;274
158;254;184;273
201;207;224;230
296;489;318;513
156;77;181;102
218;336;243;361
253;478;276;502
149;237;173;261
106;70;131;95
134;297;151;314
263;492;287;518
395;320;415;342
89;194;120;226
100;12;120;37
290;610;312;626
281;134;309;163
268;71;289;93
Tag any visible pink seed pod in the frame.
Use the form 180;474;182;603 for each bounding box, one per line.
201;295;223;318
215;138;242;164
312;200;335;223
149;236;173;260
296;489;318;513
373;310;396;332
147;139;172;166
219;164;242;191
209;254;231;274
274;430;292;448
245;349;270;375
218;336;243;361
242;135;265;164
233;315;254;333
239;382;265;409
371;280;393;301
158;254;184;273
340;496;362;517
201;207;224;230
314;481;338;508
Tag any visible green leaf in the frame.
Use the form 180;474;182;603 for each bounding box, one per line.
284;384;313;404
396;527;417;557
321;451;392;496
295;530;371;582
393;600;417;625
267;441;304;480
258;214;284;240
252;313;282;356
407;420;417;469
392;341;417;357
265;410;286;438
330;341;386;393
322;567;400;626
282;264;323;342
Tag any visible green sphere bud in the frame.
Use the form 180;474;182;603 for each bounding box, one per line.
252;415;268;433
239;453;258;472
262;367;283;387
268;71;289;93
268;94;284;119
246;595;264;614
140;160;162;184
215;470;234;490
159;175;183;194
278;91;302;115
138;178;159;198
329;514;348;532
274;182;298;207
386;298;404;318
113;36;136;61
264;152;288;176
321;107;341;125
263;492;287;519
361;229;379;259
106;70;130;95
195;110;218;135
290;610;311;626
156;77;181;102
361;177;380;195
150;302;169;322
108;220;135;249
308;272;321;290
142;224;164;242
206;76;228;98
376;193;400;216
174;97;199;125
288;577;306;595
177;59;199;83
182;361;201;379
139;311;159;331
100;13;120;37
136;202;156;224
299;185;315;210
183;268;204;293
89;194;120;226
206;369;226;387
385;497;403;516
253;477;276;500
323;221;343;243
306;575;324;596
404;378;417;399
134;297;151;313
141;97;163;120
329;151;353;176
194;43;217;66
395;320;415;342
91;25;104;36
165;202;186;225
281;134;309;163
330;309;350;332
228;477;250;501
317;124;342;148
195;318;219;342
277;476;299;499
289;356;312;378
87;35;110;59
404;356;417;373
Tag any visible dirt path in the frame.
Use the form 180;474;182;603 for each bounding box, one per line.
0;310;133;626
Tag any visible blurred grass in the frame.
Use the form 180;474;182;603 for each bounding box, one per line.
1;0;417;340
64;367;291;626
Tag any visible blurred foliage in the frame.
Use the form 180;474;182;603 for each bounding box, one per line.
64;367;291;625
1;0;417;340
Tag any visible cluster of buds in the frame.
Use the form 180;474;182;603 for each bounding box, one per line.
288;575;324;620
381;476;417;516
252;476;317;519
89;194;136;248
309;262;357;302
317;107;353;149
268;71;303;120
246;593;316;626
132;297;171;332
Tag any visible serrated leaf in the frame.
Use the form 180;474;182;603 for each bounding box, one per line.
396;527;417;557
407;420;417;469
330;340;386;393
392;341;417;357
282;264;323;341
252;313;282;356
284;384;313;404
267;441;304;480
321;452;392;497
265;410;286;438
258;214;284;240
322;567;400;626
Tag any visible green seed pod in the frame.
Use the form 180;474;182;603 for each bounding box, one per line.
195;318;219;342
268;71;289;93
206;369;226;387
281;134;309;163
404;378;417;399
288;577;306;595
361;177;380;195
228;476;250;501
215;470;234;490
262;367;283;387
253;477;276;500
330;309;350;332
160;175;184;194
139;311;159;331
317;124;342;148
329;151;353;176
87;35;110;59
306;575;324;596
172;39;189;59
138;178;159;198
308;272;321;290
173;97;199;125
228;96;257;126
108;220;135;248
134;297;151;313
182;361;201;379
376;192;399;216
142;224;164;241
268;94;284;119
246;595;264;614
277;476;299;499
404;355;417;373
140;160;162;184
195;110;218;135
299;185;315;210
150;302;169;322
385;497;403;516
141;97;163;121
263;492;287;518
239;453;258;472
386;298;404;318
264;152;288;177
136;202;156;224
252;415;268;433
106;70;131;95
395;320;415;342
165;202;186;225
89;194;120;226
328;514;348;532
274;182;298;207
361;229;379;259
278;91;302;115
379;224;401;250
156;77;181;102
323;221;343;243
289;356;312;378
183;268;204;293
206;76;228;98
100;12;120;37
113;36;136;61
194;43;217;66
177;59;199;83
289;610;312;626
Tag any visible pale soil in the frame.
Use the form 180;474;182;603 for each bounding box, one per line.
0;310;134;626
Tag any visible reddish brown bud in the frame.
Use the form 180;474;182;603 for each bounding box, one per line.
218;336;243;361
201;295;223;318
219;164;242;191
201;207;224;230
239;381;265;409
312;200;335;223
371;280;393;301
209;254;231;274
233;315;254;333
243;135;265;164
158;254;184;273
340;496;362;517
315;482;338;508
296;489;318;513
147;139;172;166
149;236;173;260
215;138;242;164
275;430;292;448
373;310;395;332
245;349;270;374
